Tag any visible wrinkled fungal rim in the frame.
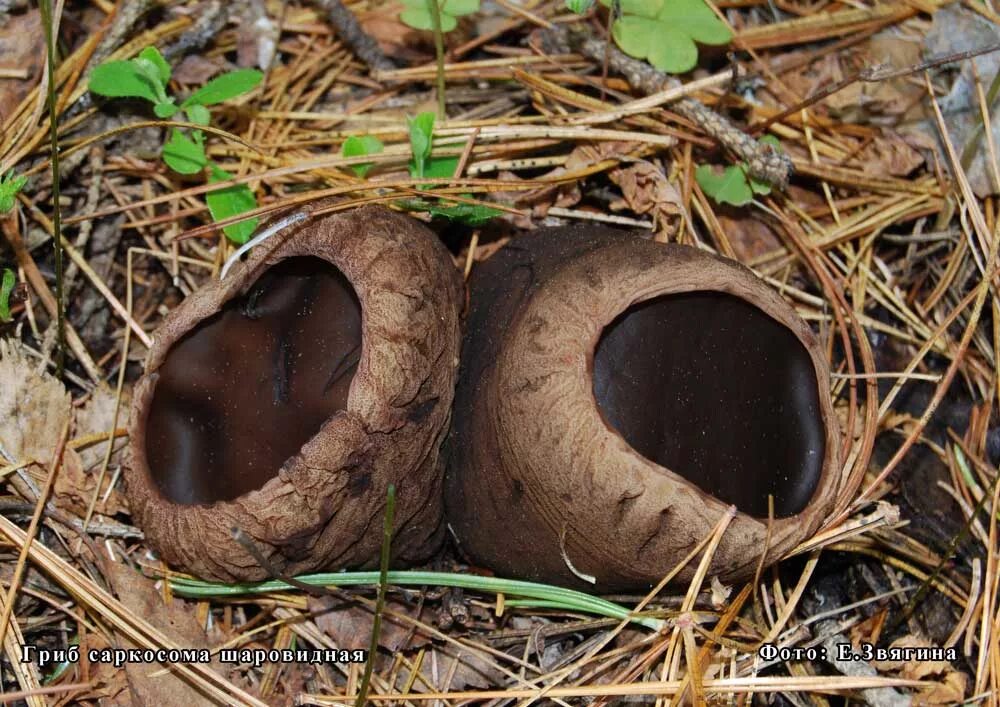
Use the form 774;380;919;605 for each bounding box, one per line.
130;221;370;511
497;242;841;577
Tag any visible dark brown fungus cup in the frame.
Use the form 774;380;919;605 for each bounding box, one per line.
446;225;842;591
127;206;463;581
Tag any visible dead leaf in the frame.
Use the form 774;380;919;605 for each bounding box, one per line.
609;160;685;238
855;131;925;178
52;447;129;517
74;385;131;470
0;339;71;464
717;212;784;262
709;576;731;610
308;596;432;652
102;562;234;707
872;635;967;706
0;10;44;118
921;5;1000;196
172;55;225;85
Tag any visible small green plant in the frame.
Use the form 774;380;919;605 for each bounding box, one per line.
403;112;500;226
696;135;781;207
399;0;479;31
599;0;731;74
89;47;263;243
0;268;15;322
566;0;596;13
0;170;27;214
341;135;385;177
399;0;480;117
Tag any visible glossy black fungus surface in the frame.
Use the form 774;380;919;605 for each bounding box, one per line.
146;257;362;505
592;291;825;518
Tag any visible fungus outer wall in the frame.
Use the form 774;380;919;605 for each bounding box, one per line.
145;256;362;505
592;290;826;519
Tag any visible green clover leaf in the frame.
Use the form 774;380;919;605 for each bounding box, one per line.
601;0;731;74
400;0;480;32
341;135;384;177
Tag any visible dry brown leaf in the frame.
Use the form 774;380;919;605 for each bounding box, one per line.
308;596;432;652
856;132;925;178
0;339;71;464
717;212;784;262
74;385;131;470
172;55;225;85
102;562;234;707
608;160;684;238
872;635;967;705
52;447;129;517
0;9;45;117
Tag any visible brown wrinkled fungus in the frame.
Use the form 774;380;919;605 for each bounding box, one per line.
446;225;842;591
127;206;463;582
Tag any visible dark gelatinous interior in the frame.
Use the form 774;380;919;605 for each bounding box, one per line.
146;257;362;505
593;291;825;518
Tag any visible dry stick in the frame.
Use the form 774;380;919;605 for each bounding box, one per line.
0;419;70;651
355;484;396;707
541;25;792;188
425;0;447;118
310;0;394;73
39;0;66;377
0;682;94;705
160;0;228;61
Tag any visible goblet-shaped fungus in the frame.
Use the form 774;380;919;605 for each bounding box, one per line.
446;225;841;591
127;206;463;581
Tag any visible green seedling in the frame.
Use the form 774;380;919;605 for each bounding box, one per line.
0;268;15;322
341;135;385;177
696;135;781;207
599;0;731;74
403;112;501;225
89;47;263;243
399;0;479;116
0;170;26;214
399;0;479;32
566;0;596;13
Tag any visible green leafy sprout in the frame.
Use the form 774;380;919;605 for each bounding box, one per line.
399;0;479;32
0;170;27;214
695;135;781;207
341;135;385;177
399;0;480;117
599;0;732;74
0;268;15;322
566;0;596;13
403;111;501;226
89;47;263;243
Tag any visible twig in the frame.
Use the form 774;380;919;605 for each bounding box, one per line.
310;0;394;73
39;0;66;377
540;25;792;188
355;484;396;707
160;0;229;61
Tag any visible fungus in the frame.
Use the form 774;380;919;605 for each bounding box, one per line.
446;225;843;591
127;206;463;582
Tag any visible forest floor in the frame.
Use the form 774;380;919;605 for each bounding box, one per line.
0;0;999;704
